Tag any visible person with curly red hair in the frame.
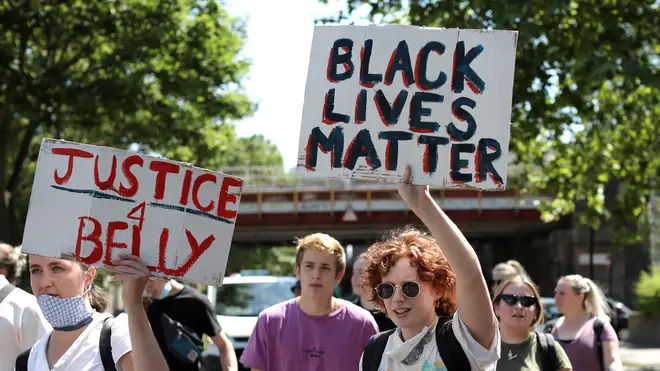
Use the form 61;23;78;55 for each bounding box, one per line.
359;167;500;371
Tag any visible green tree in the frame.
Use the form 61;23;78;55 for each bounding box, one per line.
0;0;282;244
634;266;660;318
226;246;297;277
320;0;659;244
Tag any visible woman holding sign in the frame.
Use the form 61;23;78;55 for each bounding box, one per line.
359;166;500;371
15;253;168;371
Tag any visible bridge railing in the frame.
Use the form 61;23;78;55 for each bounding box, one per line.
217;165;532;194
218;165;407;191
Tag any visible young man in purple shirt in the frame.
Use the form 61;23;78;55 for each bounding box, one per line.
240;233;379;371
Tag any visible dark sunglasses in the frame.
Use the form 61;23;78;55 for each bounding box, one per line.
497;294;538;307
374;281;422;300
493;279;503;287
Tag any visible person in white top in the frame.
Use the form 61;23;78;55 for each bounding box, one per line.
358;166;501;371
0;243;51;371
21;253;168;371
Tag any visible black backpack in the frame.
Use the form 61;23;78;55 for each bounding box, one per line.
593;317;605;371
361;318;471;371
15;317;117;371
535;331;557;371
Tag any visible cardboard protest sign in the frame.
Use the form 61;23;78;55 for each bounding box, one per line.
21;139;243;286
297;25;518;189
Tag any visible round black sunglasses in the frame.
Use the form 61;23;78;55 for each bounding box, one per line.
374;281;422;300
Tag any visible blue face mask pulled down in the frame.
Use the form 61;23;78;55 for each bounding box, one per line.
143;281;172;303
37;285;95;331
159;281;172;299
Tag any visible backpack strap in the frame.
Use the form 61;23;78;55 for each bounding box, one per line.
361;329;395;371
436;319;471;371
593;317;605;371
0;283;16;304
14;317;115;371
100;316;117;371
15;348;30;371
536;331;557;371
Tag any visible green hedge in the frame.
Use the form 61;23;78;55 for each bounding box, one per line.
635;266;660;318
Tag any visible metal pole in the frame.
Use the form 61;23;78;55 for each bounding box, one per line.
589;227;595;279
650;176;658;266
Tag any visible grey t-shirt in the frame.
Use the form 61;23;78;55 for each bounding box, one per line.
497;333;571;371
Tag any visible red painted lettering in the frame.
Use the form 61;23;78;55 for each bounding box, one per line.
179;169;193;205
152;228;214;277
217;177;242;220
104;221;128;265
192;173;217;213
157;228;175;275
149;161;180;200
174;230;215;276
75;216;103;264
131;225;141;257
126;202;146;230
94;155;117;191
119;155;144;197
52;148;93;185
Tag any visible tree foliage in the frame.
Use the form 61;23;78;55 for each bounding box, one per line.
0;0;282;243
226;246;297;277
635;266;660;318
320;0;659;244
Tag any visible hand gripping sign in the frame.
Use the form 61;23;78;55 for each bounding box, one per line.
21;139;243;286
297;25;518;189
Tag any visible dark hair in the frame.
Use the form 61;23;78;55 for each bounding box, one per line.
0;243;26;284
88;284;108;312
362;227;457;318
78;262;109;313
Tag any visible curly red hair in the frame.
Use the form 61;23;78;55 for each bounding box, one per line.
362;227;457;319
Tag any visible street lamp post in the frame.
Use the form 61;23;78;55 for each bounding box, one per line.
650;176;658;267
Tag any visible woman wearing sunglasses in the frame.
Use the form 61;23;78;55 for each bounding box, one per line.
358;166;499;371
493;276;571;371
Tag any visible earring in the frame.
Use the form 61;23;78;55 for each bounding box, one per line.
435;299;441;308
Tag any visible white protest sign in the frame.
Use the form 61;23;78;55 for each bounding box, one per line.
21;139;243;286
296;25;518;189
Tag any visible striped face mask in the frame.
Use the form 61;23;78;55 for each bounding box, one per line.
37;285;95;331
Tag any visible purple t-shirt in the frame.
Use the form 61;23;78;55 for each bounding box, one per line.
240;298;378;371
551;316;617;371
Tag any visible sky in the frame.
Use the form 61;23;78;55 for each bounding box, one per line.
225;0;371;172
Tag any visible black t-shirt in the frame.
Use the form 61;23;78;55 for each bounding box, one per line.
147;286;222;371
353;298;396;332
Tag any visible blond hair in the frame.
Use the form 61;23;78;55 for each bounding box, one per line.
493;275;545;328
559;274;610;318
493;260;528;280
295;233;346;275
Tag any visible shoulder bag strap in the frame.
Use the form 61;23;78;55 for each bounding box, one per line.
100;316;117;371
436;319;471;371
362;329;395;371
